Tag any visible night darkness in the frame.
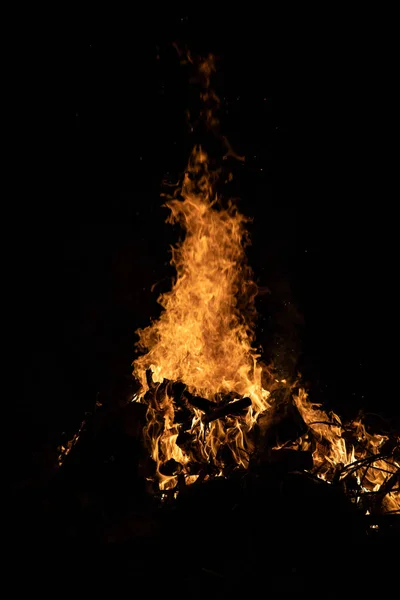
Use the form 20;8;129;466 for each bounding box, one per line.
19;10;399;588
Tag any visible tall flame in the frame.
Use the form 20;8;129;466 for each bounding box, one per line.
134;147;267;409
133;147;271;488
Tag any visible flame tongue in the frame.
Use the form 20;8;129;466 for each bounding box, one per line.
133;147;270;488
135;148;266;406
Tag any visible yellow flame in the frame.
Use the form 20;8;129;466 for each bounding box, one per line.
133;147;271;487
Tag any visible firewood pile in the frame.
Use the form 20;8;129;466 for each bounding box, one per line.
55;370;399;523
15;380;398;598
134;370;400;519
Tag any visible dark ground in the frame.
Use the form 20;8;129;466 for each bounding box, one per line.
18;9;398;595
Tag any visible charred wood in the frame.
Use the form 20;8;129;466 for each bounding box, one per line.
183;391;215;413
159;458;182;476
203;397;252;423
265;449;313;472
255;396;307;453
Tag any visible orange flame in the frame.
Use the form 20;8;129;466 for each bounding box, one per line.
133;147;271;488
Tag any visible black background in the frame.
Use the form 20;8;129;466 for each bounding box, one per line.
24;10;399;472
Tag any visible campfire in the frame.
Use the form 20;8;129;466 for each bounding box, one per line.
129;55;399;515
60;53;399;520
129;142;399;515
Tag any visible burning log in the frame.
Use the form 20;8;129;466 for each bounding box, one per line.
203;396;252;423
183;389;251;422
145;371;251;421
183;390;215;413
144;371;212;412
